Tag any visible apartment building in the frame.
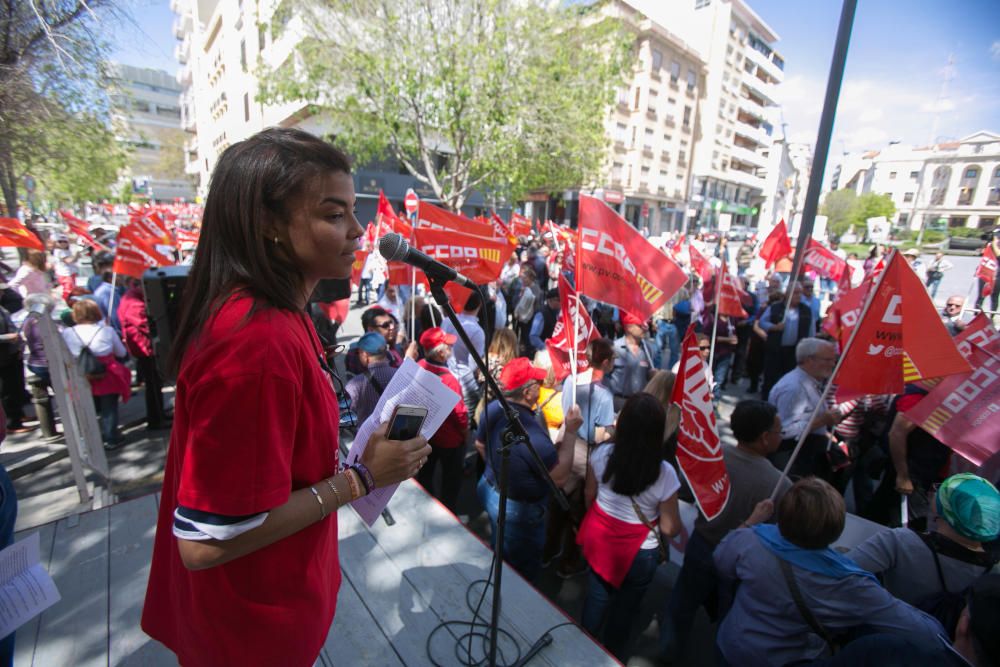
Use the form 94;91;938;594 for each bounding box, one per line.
823;132;1000;232
110;64;195;201
567;0;706;235
628;0;784;232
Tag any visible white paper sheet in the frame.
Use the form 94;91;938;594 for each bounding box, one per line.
346;358;460;525
0;532;61;638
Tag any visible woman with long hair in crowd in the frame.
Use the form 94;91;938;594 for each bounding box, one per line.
577;392;681;660
141;128;430;666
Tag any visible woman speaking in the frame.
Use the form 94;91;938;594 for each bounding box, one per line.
142;128;430;666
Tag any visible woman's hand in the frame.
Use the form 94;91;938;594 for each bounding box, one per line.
360;423;431;488
745;499;774;527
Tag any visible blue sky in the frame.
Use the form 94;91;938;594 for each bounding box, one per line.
110;0;1000;154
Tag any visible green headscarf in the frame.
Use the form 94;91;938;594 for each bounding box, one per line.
935;473;1000;542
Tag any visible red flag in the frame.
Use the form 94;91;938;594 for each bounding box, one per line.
411;227;515;284
670;326;731;521
833;251;971;396
58;210;107;251
350;250;369;287
174;228;200;247
576;195;687;321
759;220;792;268
717;267;749;318
0;218;44;251
975;243;997;299
903;342;1000;466
667;234;685;258
113;223;175;278
822;281;868;347
377;190;412;239
129;211;171;245
802;239;851;288
688;243;714;282
417;201;495;238
546;276;598;381
954;313;1000;359
489;213;518;246
510;212;533;237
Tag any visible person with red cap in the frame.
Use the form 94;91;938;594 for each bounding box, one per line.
475;357;582;582
417;327;469;512
607;311;660;410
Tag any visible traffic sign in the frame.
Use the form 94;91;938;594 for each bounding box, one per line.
404;189;419;216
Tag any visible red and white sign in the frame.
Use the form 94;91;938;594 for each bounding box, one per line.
412;227;514;284
954;313;1000;359
576;195;687;321
547;275;599;381
404;189;419;216
975;243;997;299
670;326;731;521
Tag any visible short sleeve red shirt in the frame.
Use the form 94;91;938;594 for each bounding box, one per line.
142;294;341;667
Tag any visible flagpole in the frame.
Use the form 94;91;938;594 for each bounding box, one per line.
569;294;581;407
106;271;119;326
769;249;894;500
708;264;724;374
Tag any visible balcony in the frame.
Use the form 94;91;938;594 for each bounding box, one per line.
741;70;778;106
737;94;767;121
734;119;771;147
730;144;768;168
723;165;766;191
745;45;785;84
176;63;192;86
174;37;190;64
613;140;627;153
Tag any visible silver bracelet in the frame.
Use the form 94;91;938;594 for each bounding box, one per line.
309;485;327;520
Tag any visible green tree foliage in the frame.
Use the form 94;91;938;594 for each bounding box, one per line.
820;189;896;237
258;0;631;211
0;0;124;215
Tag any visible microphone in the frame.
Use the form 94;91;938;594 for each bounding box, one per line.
378;232;477;289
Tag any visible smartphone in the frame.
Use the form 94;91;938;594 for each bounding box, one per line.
386;404;427;441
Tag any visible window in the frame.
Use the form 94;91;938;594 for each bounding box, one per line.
889;171;897;179
909;170;919;179
686;69;697;91
903;192;914;203
612;163;623;182
670;61;680;84
244;93;250;122
631;125;637;147
678;150;687;163
240;39;247;72
959;166;981;204
133;100;151;113
651;49;662;71
156;105;181;118
618;87;629;106
258;24;266;50
683;105;692;126
633;87;641;111
614;123;627;143
695;0;711;8
965;168;979;179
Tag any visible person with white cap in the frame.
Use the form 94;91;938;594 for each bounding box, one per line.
51;233;80;302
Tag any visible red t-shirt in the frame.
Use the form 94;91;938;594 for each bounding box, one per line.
141;295;341;666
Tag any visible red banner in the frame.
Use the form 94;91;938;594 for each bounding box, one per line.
0;217;44;251
417;201;496;238
822;280;868;347
490;213;518;246
903;342;1000;466
576;195;687;321
174;228;200;246
688;243;714;282
670;326;731;521
129;211;172;245
975;243;997;298
954;313;1000;359
510;212;533;237
58;210;107;251
759;219;792;268
113;223;175;279
717;267;749;318
833;251;970;396
412;227;515;284
803;239;852;290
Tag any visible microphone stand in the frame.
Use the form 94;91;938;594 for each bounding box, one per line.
426;277;568;667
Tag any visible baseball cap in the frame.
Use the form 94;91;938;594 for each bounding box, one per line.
350;332;388;355
500;357;547;391
902;248;921;257
621;311;647;328
419;326;457;350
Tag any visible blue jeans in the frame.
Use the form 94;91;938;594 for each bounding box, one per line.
93;394;121;445
660;530;718;661
712;355;733;404
582;546;661;660
656;321;680;370
926;278;942;298
476;477;547;582
0;464;18;665
357;278;372;304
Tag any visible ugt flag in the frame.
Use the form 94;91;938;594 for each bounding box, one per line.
576;195;686;321
547;275;599;381
903;341;1000;467
976;243;997;299
670;326;731;521
833;250;970;396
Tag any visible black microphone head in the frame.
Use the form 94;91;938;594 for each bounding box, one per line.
379;232;408;262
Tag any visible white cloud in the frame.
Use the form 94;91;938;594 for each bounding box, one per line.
991;40;1000;60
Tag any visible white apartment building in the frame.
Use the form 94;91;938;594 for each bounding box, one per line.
626;0;784;231
110;64;195;201
823;132;1000;232
577;0;706;235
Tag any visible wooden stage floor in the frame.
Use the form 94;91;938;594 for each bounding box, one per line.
12;480;618;666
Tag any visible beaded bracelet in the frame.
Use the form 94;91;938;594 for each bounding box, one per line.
326;478;343;508
350;462;375;495
344;468;362;500
308;485;327;520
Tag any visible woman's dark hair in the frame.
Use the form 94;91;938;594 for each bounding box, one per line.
170;127;352;373
602;393;666;496
730;400;777;443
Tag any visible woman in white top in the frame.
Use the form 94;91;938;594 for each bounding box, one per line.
62;299;131;449
577;393;681;660
8;250;50;299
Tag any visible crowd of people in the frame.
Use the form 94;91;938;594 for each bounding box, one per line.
336;208;1000;665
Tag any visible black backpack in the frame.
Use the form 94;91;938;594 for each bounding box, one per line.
73;327;107;382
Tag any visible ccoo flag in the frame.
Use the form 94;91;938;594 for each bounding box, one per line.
833;250;970;396
576;195;686;321
670;326;731;521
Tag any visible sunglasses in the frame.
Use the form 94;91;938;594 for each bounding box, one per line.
374;321;394;329
699;345;711;350
946;304;962;309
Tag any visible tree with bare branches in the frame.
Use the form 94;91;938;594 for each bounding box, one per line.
258;0;630;211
